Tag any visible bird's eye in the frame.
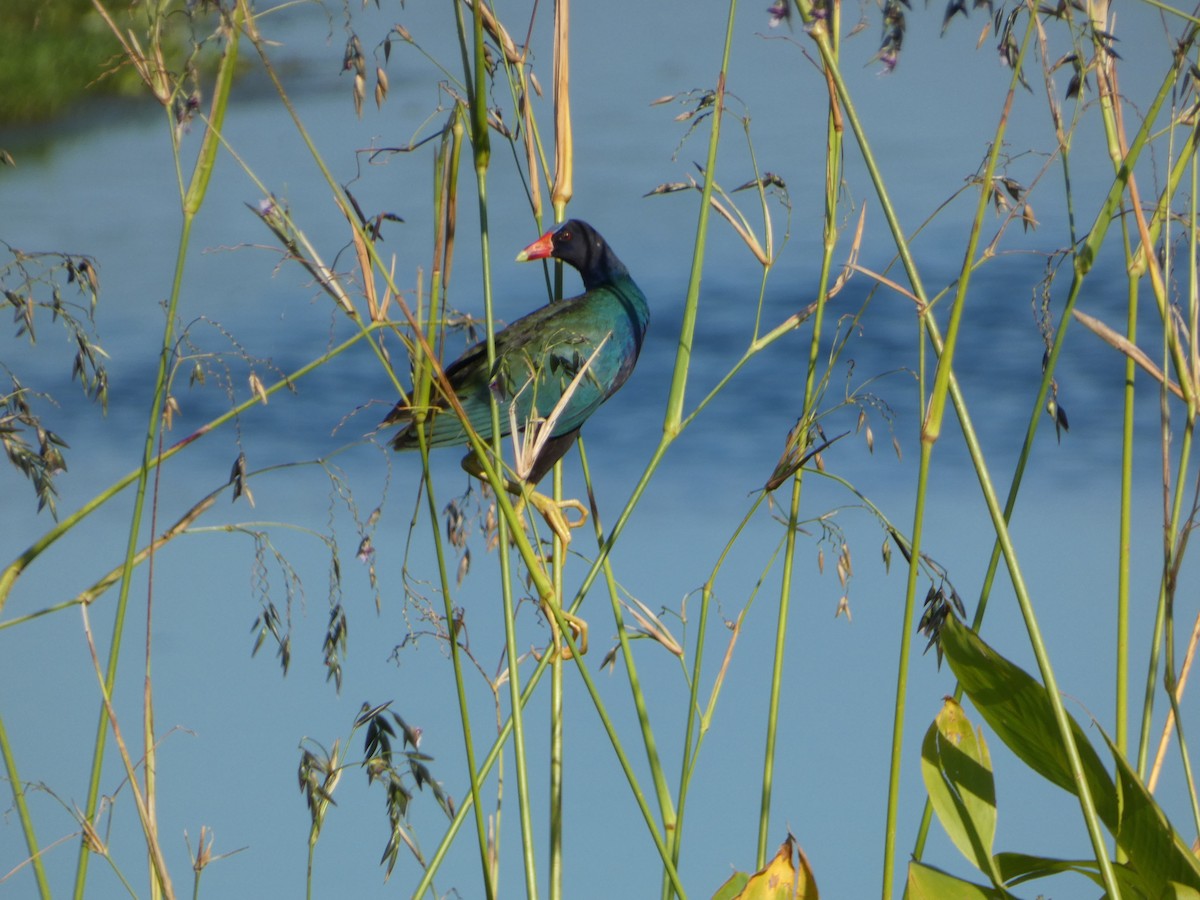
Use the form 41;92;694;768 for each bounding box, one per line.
558;230;572;243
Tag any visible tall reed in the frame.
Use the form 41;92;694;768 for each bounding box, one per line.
3;1;1200;898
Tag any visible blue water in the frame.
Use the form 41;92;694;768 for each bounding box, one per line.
0;3;1192;898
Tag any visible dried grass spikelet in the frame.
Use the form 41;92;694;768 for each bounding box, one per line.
463;0;523;64
248;371;268;405
353;71;366;118
1073;308;1186;400
551;0;573;212
374;68;388;110
619;595;683;657
508;334;609;482
520;88;542;220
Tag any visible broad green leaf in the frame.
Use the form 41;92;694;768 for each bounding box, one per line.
1101;730;1200;895
993;851;1099;886
712;873;750;900
1166;884;1200;900
921;698;1000;882
906;860;1006;899
940;615;1117;829
994;852;1147;895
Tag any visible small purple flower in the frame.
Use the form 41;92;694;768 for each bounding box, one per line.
767;2;790;27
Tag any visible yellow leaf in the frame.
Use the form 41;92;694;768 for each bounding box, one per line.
732;834;819;900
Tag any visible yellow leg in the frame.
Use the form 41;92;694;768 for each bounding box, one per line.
536;598;588;660
520;487;588;547
459;453;589;655
461;453;589;546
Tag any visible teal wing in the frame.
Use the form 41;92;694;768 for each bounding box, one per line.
389;276;648;451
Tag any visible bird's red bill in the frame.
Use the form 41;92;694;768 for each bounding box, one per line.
516;230;555;262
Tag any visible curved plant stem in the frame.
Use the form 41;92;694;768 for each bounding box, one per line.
0;327;381;615
755;0;841;866
414;120;496;899
412;560;689;898
663;0;737;435
72;5;241;895
549;462;565;900
549;3;573;893
0;712;51;898
454;0;542;893
796;4;1158;896
574;441;678;899
420;435;495;899
675;493;767;886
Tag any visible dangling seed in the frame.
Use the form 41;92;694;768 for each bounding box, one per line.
353;72;366;118
375;66;389;108
163;395;179;430
249;371;268;405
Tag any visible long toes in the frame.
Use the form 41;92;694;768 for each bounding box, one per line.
528;493;589;545
542;604;588;660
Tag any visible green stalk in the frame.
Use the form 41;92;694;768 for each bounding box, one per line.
548;9;572;891
676;494;768;854
0;326;381;619
535;589;688;897
756;0;841;865
1086;9;1167;790
413;536;688;899
1116;228;1136;764
415;271;811;896
84;193;193;900
755;473;802;869
891;21;1031;894
73;7;241;894
663;0;738;435
237;1;419;424
419;434;496;899
795;6;1173;896
549;236;567;900
1127;74;1200;785
673;554;716;895
575;441;679;900
0;711;51;897
549;295;566;900
920;24;1027;442
1157;156;1200;831
80;598;176;900
416;118;495;899
1163;420;1200;833
453;0;539;892
922;8;1197;885
549;461;565;900
1171;161;1200;831
885;457;930;899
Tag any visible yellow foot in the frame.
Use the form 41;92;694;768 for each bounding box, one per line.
522;489;589;547
459;453;589;547
533;602;588;660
